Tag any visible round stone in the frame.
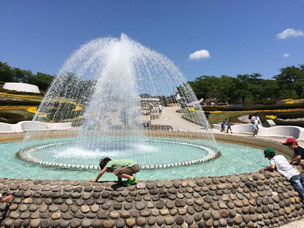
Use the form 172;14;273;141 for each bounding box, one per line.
140;210;151;217
205;218;213;227
24;198;33;204
160;209;170;215
70;219;81;228
136;202;146;210
19;204;28;212
126;218;136;227
116;219;125;228
49;205;59;212
103;220;115;228
91;204;99;213
51;212;61;220
81;219;92;228
234;215;243;224
175;199;186;207
41;219;51;228
185;216;194;225
219;218;227;227
30;219;41;228
109;211;120;219
81;205;90;213
165;216;174;225
156;201;165;209
148;217;156;226
9;211;20;219
175;217;184;225
211;210;220;220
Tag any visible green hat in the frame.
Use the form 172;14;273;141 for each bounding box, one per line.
264;148;275;157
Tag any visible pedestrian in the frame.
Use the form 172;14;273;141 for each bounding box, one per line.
261;148;304;199
251;113;261;137
283;138;304;168
221;119;226;132
158;104;163;114
90;158;140;187
226;118;232;133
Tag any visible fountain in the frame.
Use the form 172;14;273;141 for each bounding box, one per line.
17;34;219;170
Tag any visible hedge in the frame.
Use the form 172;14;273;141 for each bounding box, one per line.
0;100;41;106
202;103;304;112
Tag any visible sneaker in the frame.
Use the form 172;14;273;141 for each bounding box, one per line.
123;177;137;187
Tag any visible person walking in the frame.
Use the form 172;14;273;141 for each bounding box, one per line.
226;118;232;133
251;113;261;137
221;119;226;132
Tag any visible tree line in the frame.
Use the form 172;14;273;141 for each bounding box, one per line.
0;61;54;91
188;64;304;104
1;61;303;104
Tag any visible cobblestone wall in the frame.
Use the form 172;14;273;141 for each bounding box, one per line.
1;168;304;227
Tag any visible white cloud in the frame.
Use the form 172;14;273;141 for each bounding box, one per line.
282;53;290;58
276;28;304;39
189;49;210;60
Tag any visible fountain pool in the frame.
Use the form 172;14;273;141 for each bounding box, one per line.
2;139;278;181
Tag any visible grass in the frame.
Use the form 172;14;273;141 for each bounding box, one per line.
208;112;248;125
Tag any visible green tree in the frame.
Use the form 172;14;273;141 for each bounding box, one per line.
274;65;304;98
0;61;14;82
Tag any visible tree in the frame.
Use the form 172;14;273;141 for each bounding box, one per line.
274;65;304;98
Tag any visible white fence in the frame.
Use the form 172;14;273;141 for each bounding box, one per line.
213;123;304;139
0;121;72;133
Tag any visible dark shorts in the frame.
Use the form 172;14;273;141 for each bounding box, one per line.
113;164;140;176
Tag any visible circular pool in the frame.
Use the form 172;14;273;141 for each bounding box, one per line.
17;137;217;169
1;140;281;181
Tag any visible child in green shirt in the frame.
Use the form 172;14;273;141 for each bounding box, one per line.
90;158;140;186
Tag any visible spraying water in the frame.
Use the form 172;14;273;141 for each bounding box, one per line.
18;34;219;170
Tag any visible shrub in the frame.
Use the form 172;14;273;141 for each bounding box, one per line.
202;103;304;112
274;120;304;128
0;100;41;106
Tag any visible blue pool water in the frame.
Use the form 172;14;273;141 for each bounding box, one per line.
1;140;283;181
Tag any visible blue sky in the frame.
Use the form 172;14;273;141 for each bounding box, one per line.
0;0;303;81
